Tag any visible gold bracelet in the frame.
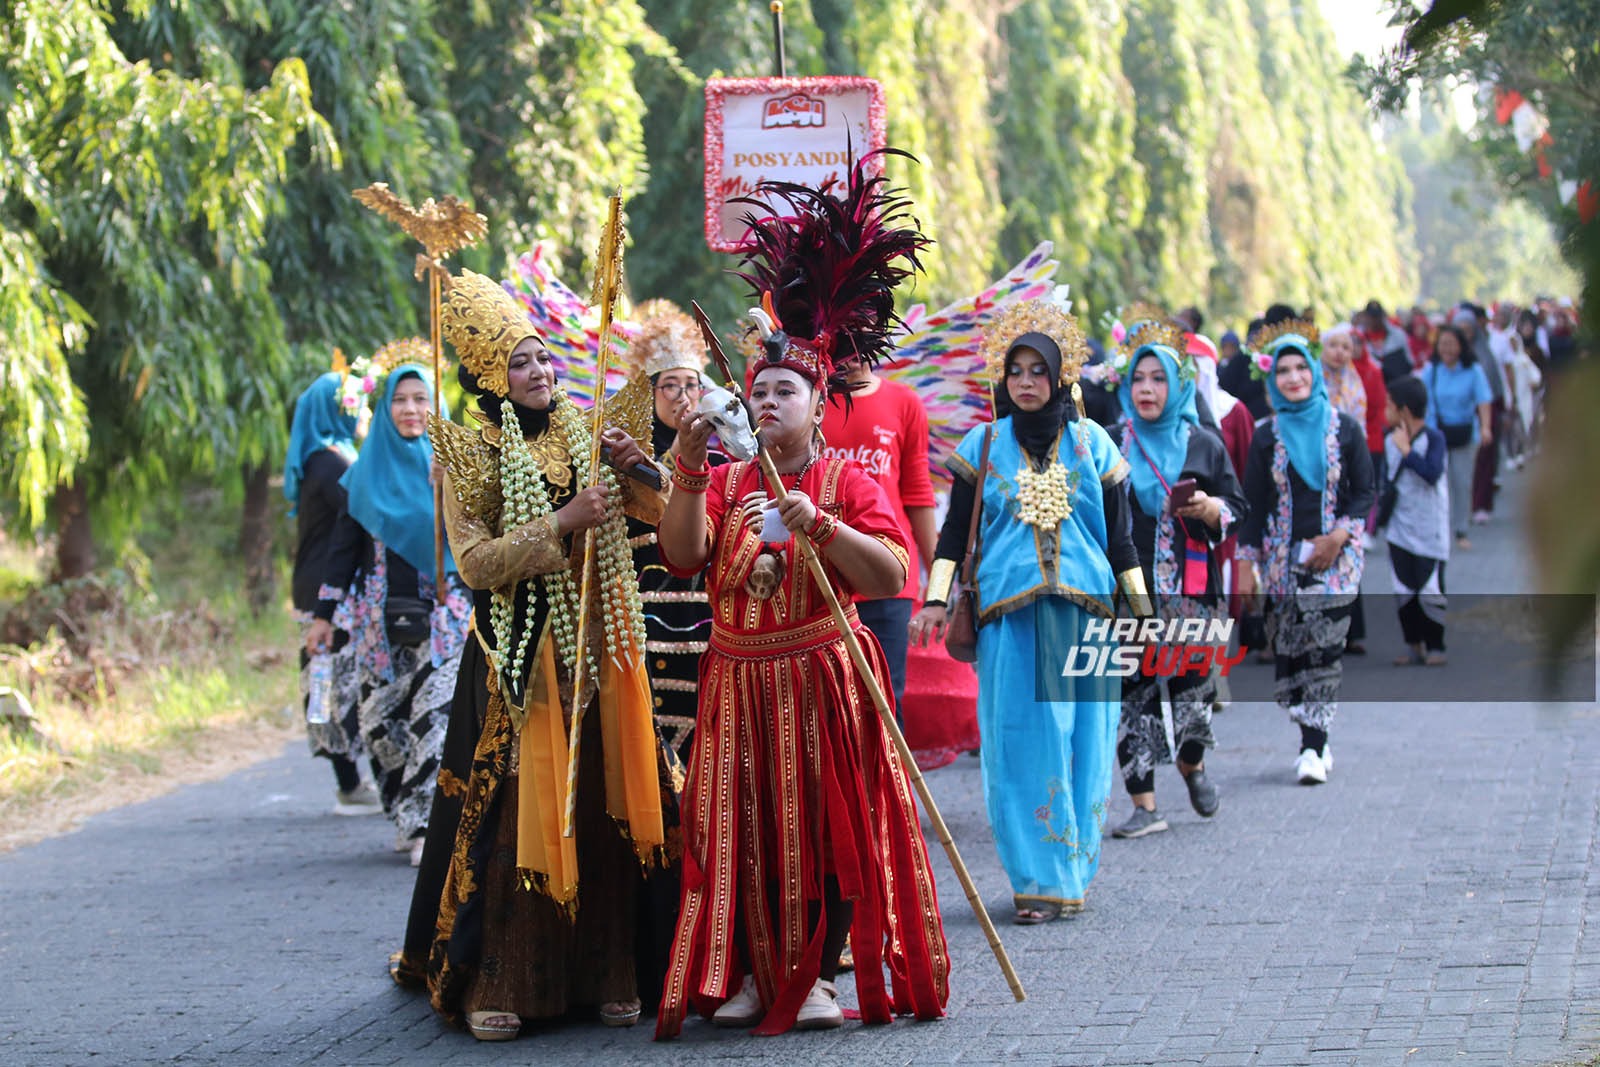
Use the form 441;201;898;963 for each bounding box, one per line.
925;558;957;605
1117;567;1155;618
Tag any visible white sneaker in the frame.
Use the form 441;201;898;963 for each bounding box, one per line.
795;979;843;1030
712;974;764;1028
333;783;382;815
1294;747;1327;785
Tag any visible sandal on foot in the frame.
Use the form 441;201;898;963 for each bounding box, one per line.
1012;902;1063;925
836;942;855;973
1424;652;1449;666
466;1011;521;1041
1393;651;1425;666
599;999;641;1028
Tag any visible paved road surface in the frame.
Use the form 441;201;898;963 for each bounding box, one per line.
3;479;1597;1066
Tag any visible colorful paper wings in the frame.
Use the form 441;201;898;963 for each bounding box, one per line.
503;238;1063;491
503;243;637;408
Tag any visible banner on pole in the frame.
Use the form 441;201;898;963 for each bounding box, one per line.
703;76;886;253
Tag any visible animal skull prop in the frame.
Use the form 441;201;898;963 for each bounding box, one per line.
698;385;757;460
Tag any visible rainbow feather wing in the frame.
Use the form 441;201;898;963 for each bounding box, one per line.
882;241;1061;488
504;244;636;408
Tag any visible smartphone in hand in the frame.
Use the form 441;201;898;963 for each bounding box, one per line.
1167;478;1199;514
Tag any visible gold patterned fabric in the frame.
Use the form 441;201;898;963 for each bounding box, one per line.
398;414;676;1025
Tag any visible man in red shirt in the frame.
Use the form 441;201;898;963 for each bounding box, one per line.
821;359;937;714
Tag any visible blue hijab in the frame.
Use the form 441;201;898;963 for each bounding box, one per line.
1265;337;1331;491
284;372;358;514
1119;344;1198;517
340;365;457;581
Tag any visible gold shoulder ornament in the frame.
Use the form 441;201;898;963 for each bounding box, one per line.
430;413;503;527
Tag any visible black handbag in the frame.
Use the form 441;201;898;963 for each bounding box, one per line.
1439;421;1473;449
384;596;433;646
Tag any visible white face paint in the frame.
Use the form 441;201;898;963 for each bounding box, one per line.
698;385;758;460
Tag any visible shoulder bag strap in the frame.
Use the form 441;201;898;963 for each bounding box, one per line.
959;423;994;589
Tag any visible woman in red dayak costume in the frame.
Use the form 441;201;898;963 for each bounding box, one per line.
653;154;950;1037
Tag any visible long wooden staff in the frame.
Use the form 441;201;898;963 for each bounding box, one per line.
563;192;625;838
351;183;488;589
691;303;1026;1003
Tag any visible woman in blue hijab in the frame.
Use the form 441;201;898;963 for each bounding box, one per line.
1107;328;1246;840
312;364;471;864
1236;323;1375;786
286;373;375;814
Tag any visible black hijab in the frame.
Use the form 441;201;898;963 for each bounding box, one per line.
995;332;1070;464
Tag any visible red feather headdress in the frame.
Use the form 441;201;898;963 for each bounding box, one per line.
731;148;929;397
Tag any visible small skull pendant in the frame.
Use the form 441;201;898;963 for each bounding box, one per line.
744;550;784;600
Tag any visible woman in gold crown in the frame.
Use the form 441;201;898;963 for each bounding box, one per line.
910;300;1145;925
394;269;671;1039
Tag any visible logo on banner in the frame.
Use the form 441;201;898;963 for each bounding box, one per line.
763;93;825;129
1060;616;1244;679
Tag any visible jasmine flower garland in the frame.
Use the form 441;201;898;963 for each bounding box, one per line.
551;396;649;665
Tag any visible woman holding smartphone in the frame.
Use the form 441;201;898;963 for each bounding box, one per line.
1237;322;1374;786
1105;322;1247;838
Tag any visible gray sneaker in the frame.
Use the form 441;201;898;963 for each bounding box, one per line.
1111;807;1169;839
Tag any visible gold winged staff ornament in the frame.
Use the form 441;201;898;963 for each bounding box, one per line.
562;192;627;838
352;183;489;585
691;304;1027;1004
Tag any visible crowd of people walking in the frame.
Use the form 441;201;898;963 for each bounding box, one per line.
282;163;1582;1041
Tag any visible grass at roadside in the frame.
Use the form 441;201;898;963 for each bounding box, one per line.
0;488;301;825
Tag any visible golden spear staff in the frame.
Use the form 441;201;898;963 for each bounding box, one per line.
351;183;488;585
563;192;626;837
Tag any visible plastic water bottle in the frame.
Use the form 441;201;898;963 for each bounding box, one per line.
306;652;334;725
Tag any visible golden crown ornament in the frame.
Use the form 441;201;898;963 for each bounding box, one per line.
440;269;542;398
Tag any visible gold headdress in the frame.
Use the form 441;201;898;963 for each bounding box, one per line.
370;336;432;371
980;298;1089;385
629;300;706;378
1114;303;1187;364
440;269;541;398
1252;318;1321;354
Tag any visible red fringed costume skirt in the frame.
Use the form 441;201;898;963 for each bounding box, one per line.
654;608;950;1037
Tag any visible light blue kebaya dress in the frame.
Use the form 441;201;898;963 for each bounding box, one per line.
949;415;1129;908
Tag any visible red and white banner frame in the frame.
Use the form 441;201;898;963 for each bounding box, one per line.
703;76;887;253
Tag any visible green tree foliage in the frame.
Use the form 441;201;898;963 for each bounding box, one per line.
7;0;1583;600
442;0;668;286
994;1;1141;322
810;0;1002;302
1;0;324;575
1119;0;1214;308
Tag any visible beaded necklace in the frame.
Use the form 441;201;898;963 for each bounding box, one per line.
488;394;649;701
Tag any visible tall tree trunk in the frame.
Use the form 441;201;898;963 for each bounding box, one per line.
239;460;277;616
52;481;96;581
